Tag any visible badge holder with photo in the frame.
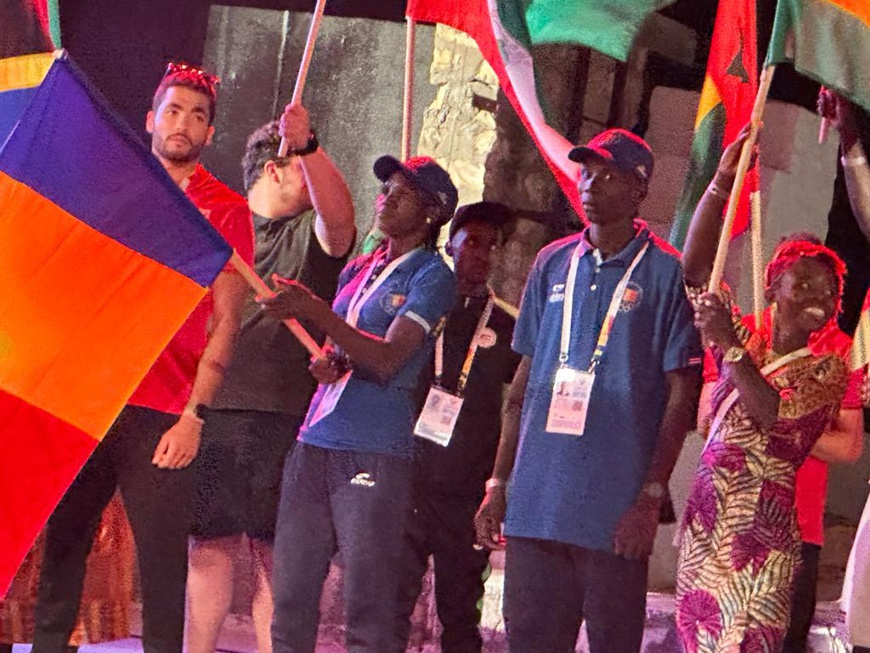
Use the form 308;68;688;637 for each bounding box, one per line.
415;292;495;446
546;241;648;436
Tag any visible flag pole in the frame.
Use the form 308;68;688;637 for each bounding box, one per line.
401;17;417;161
709;65;775;291
230;251;324;359
750;190;764;326
278;0;328;157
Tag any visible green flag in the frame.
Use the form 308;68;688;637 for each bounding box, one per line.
766;0;870;112
511;0;676;62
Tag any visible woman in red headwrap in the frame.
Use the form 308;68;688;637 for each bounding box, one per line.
674;125;850;652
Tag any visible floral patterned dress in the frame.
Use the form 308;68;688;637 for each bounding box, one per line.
675;298;848;653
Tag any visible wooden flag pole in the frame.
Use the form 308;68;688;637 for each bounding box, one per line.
750;190;764;327
278;0;329;157
401;17;417;161
709;65;775;291
230;251;324;359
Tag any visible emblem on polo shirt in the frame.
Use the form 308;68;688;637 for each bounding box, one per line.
350;471;376;488
619;282;643;312
548;283;566;303
380;293;407;315
475;326;497;349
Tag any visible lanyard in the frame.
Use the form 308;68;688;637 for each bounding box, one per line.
435;291;495;396
345;248;418;327
561;240;649;372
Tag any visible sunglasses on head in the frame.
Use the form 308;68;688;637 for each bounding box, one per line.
163;62;220;93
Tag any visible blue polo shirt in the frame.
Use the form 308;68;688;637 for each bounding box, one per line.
300;248;456;457
505;222;701;551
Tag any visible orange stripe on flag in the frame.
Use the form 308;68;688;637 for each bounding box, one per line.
0;171;207;439
827;0;870;25
0;388;98;591
0;51;54;92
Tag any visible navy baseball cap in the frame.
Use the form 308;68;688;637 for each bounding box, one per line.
373;155;459;226
448;201;515;241
568;128;654;182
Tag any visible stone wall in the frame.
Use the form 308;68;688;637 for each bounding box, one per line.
202;6;437;237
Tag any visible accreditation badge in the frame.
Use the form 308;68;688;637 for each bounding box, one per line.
546;367;595;436
414;385;465;447
309;371;351;427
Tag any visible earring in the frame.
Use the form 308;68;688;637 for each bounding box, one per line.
425;217;432;225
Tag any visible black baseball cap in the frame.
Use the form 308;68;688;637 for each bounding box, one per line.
568;128;654;182
448;201;515;241
373;155;459;226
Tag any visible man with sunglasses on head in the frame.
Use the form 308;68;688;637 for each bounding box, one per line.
32;63;254;653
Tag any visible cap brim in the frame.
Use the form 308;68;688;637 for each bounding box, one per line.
449;203;515;240
373;155;405;182
567;145;614;164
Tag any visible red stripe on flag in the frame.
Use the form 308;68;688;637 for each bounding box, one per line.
407;0;583;215
0;389;98;593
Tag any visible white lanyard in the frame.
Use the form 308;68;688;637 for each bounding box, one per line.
345;248;418;327
434;292;495;396
705;346;813;452
560;239;649;370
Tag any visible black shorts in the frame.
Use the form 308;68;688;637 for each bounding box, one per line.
192;409;302;541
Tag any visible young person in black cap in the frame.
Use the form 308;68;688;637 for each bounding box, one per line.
395;201;521;653
260;156;458;653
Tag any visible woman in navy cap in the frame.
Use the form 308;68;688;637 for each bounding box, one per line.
261;155;458;653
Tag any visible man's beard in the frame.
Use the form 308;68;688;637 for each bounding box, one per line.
154;135;204;163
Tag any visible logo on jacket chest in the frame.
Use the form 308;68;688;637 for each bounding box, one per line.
548;283;565;303
619;282;643;312
380;293;407;315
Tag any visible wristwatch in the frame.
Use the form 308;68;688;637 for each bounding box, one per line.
641;482;665;501
291;130;319;156
723;346;747;364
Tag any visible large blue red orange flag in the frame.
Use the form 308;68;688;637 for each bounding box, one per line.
0;52;232;591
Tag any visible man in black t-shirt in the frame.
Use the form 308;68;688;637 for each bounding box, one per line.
187;103;355;653
822;91;870;336
395;202;521;653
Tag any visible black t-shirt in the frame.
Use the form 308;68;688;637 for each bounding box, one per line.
212;210;349;416
826;109;870;335
413;295;521;499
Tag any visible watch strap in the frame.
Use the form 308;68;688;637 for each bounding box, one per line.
291;130;319;156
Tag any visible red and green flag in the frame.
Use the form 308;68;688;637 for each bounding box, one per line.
406;0;675;217
766;0;870;113
670;0;759;250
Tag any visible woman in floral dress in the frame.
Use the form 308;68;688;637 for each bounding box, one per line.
675;127;850;652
